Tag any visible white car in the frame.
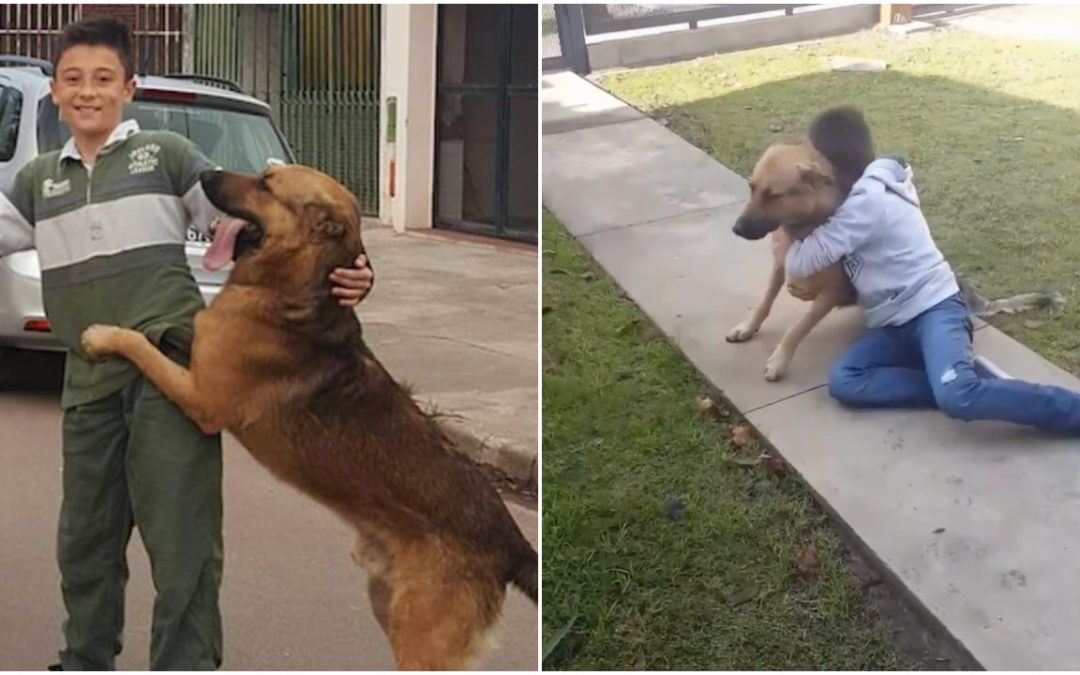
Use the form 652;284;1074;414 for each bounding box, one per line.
0;57;295;364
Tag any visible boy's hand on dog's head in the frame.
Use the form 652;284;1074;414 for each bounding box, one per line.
330;254;374;308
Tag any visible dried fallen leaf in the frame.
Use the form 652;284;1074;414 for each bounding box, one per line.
548;268;568;276
580;271;596;282
933;527;946;534
731;424;753;447
694;395;729;424
794;543;822;579
766;455;787;477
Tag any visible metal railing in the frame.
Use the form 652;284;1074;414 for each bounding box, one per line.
193;5;381;215
0;4;182;75
581;4;807;35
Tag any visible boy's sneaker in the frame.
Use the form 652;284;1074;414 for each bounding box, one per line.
47;664;62;671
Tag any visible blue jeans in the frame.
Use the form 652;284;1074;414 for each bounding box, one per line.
828;293;1080;434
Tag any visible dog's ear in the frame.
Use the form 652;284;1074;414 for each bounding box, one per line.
304;205;347;239
796;161;834;188
316;219;346;239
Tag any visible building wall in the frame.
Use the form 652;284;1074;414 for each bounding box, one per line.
380;4;437;232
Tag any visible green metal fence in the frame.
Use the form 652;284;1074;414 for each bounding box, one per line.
193;5;381;215
190;5;241;85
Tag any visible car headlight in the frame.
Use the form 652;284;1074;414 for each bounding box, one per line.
1;250;43;280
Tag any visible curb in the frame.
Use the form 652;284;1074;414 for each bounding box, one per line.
420;404;538;497
442;421;538;497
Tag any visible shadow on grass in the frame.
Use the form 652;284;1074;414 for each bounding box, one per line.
607;64;1080;375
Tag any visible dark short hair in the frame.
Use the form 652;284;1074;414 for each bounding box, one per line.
53;17;135;80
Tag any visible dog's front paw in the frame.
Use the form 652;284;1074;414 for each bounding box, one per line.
81;324;125;358
726;322;758;343
764;346;791;382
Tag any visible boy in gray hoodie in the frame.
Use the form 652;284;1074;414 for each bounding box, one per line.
786;157;1080;433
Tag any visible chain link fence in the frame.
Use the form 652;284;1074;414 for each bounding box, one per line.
542;4;561;59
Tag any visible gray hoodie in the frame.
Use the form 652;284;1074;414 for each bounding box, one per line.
785;158;959;328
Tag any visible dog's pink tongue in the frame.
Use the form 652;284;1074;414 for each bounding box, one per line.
203;217;248;271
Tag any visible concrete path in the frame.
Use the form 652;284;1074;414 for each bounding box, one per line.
360;225;538;488
543;70;1080;670
925;4;1080;44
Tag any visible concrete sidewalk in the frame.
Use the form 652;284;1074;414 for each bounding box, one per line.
543;71;1080;670
929;4;1080;44
359;225;537;489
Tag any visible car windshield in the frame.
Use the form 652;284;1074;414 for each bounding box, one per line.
38;97;291;173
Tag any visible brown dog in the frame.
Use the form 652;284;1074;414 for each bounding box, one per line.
726;141;857;381
80;165;537;670
725;106;875;380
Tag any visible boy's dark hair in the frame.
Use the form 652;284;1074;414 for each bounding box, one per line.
53;17;135;80
807;106;875;196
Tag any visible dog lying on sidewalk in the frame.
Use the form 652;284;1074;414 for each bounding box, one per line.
726;106;1063;381
80;165;537;670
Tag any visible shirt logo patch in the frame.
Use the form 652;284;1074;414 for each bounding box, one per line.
42;177;72;199
842;254;864;281
128;143;161;175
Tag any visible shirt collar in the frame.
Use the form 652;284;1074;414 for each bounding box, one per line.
59;119;141;165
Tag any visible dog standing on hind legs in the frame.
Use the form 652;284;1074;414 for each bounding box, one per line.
80;164;537;670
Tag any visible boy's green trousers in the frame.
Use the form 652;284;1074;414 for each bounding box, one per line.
56;347;223;670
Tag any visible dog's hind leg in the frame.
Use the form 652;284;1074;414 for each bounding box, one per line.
765;293;837;381
727;261;786;343
80;325;224;434
351;535;394;636
384;545;503;671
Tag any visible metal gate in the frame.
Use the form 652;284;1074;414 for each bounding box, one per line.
0;4;183;75
542;4;588;74
192;5;381;216
434;4;536;243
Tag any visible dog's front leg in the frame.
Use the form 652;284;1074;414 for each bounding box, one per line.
81;325;224;435
764;293;837;381
726;261;786;343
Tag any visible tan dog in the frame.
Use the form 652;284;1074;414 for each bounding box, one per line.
80;165;537;670
726;142;856;381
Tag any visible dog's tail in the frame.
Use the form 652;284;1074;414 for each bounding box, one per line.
509;543;538;604
959;277;1065;317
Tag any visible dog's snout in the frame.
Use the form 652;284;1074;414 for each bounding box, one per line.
733;216;770;241
199;169;222;189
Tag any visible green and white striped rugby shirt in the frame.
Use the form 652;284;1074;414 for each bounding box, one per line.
0;119;224;408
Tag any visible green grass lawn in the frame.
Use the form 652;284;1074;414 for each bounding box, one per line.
541;211;922;670
600;27;1080;375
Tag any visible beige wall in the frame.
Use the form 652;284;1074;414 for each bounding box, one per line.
380;4;437;232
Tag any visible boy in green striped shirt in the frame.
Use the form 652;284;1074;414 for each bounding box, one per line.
0;18;373;670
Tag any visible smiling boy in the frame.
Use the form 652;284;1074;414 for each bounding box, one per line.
0;18;372;670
